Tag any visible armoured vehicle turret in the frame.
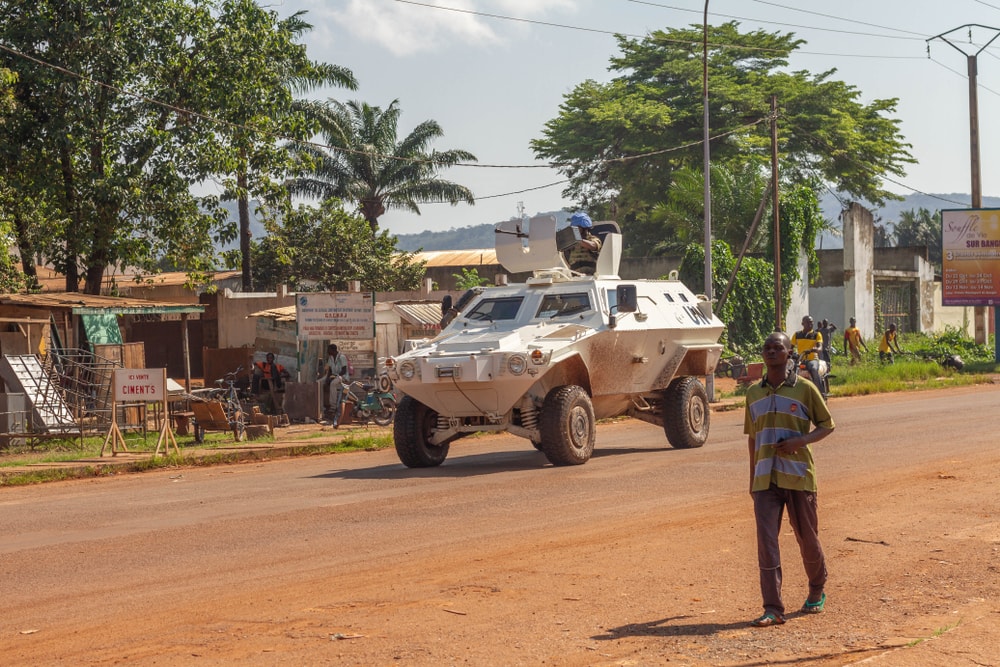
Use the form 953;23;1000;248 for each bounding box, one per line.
384;215;725;467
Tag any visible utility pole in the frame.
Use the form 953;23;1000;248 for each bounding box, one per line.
702;0;714;401
928;25;1000;354
770;95;782;331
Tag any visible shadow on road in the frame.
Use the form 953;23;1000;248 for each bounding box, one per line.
311;443;686;479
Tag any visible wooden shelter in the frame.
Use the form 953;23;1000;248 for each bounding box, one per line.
0;293;205;391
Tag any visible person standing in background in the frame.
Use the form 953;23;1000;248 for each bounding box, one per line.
843;317;868;364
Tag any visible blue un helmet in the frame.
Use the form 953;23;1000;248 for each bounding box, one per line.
569;212;593;229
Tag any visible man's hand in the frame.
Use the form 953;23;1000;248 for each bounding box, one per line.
775;436;806;455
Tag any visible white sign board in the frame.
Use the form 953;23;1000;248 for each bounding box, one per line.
113;369;166;402
295;292;374;341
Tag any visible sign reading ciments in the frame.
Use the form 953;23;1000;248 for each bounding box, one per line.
103;368;178;457
941;208;1000;306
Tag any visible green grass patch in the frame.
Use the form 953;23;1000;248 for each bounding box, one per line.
828;357;991;396
0;431;394;487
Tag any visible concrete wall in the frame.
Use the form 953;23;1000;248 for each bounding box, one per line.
204;287;296;349
843;202;875;340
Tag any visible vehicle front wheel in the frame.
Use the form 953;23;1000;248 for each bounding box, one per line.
661;377;710;449
539;385;595;466
394;396;449;467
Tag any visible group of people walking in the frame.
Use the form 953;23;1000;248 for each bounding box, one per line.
792;315;904;369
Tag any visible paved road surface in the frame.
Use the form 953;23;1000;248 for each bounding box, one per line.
1;385;998;665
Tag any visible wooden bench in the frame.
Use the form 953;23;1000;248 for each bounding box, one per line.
171;411;196;436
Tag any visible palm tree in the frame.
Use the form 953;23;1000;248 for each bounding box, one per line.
212;6;357;291
288;99;477;233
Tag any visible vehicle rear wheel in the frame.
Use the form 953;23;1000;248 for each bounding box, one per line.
539;385;595;466
394;396;449;467
373;397;396;426
662;377;710;449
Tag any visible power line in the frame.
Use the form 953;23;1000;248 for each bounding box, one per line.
392;0;926;60
788;121;970;208
627;0;925;42
747;0;928;37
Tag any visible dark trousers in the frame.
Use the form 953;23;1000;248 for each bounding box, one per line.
752;484;827;616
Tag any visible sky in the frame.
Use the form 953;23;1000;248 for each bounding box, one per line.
266;0;1000;236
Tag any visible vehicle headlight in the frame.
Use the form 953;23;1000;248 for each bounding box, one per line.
400;361;417;380
507;354;527;375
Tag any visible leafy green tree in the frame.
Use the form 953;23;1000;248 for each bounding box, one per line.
893;207;941;268
0;0;355;295
0;1;224;293
245;198;425;292
452;267;490;290
190;0;356;291
532;22;913;252
678;183;824;352
630;160;770;256
0;65;29;292
287;99;477;233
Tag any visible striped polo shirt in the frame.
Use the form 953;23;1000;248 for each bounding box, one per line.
744;374;834;492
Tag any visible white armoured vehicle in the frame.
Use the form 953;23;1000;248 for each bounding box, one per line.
384;215;725;467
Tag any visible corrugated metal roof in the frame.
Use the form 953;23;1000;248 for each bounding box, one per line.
247;302;443;329
0;292;205;313
392;302;443;328
248;304;297;322
30;266;243;293
413;249;498;267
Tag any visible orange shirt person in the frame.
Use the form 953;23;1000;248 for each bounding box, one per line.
252;353;288;393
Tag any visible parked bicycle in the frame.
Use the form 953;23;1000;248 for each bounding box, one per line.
193;367;247;442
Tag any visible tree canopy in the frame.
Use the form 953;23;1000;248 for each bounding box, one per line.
192;0;356;291
248;198;425;293
531;22;914;254
0;0;355;294
892;207;942;269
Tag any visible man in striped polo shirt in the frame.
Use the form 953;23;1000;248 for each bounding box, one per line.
744;331;835;627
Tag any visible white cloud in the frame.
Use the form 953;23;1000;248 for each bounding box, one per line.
328;0;579;56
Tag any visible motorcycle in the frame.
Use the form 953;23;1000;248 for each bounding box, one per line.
343;375;396;426
790;352;831;400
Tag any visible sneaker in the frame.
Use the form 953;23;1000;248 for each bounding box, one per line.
750;612;786;627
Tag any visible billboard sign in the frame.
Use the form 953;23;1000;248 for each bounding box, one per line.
295;292;375;341
941;208;1000;306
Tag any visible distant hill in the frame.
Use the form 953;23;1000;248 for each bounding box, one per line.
817;192;1000;249
394;210;573;252
214;194;1000;254
394;195;1000;252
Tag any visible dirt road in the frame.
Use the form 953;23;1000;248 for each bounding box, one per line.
1;385;998;666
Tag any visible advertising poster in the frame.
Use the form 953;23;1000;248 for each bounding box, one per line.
941;208;1000;306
